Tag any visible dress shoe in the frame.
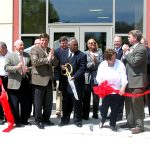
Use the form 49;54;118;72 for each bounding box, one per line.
58;122;68;127
120;123;134;129
117;117;123;121
36;122;45;129
0;119;5;125
21;121;32;126
92;114;98;119
131;127;144;134
110;126;117;132
75;123;82;127
82;116;89;120
44;120;54;126
15;123;23;128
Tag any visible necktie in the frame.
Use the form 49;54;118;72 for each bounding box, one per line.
68;53;72;61
19;54;25;76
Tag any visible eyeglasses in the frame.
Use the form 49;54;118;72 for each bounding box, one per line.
72;44;78;46
89;42;96;45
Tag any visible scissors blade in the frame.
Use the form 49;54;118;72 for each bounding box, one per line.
68;78;79;100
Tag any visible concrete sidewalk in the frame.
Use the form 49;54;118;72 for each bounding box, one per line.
0;108;150;150
0;91;150;150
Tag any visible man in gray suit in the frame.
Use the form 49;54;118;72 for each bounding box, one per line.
121;30;147;134
30;33;58;129
5;40;32;127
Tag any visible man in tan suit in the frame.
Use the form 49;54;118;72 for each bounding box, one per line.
5;40;32;127
121;30;147;134
30;33;58;129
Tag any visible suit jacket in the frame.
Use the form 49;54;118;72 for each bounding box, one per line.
30;45;58;86
54;47;69;81
84;49;103;84
116;47;123;60
59;49;87;98
125;43;147;88
4;51;31;90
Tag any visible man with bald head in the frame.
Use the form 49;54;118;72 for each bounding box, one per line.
24;38;40;54
4;39;32;127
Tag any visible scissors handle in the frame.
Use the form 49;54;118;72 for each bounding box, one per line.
62;63;73;78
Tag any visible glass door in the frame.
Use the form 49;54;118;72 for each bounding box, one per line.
49;27;79;49
49;26;113;52
80;26;113;52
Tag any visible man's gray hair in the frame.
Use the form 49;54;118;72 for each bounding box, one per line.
68;37;78;45
0;41;7;49
14;40;24;46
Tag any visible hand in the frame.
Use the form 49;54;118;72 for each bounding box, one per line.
119;87;126;95
48;48;54;60
24;66;30;73
92;54;98;64
122;44;130;54
16;62;22;70
61;65;67;70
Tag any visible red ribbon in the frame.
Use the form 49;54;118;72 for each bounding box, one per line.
0;79;15;132
93;81;150;98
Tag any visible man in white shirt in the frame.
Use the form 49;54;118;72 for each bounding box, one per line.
0;41;10;125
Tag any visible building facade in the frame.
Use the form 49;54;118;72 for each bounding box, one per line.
0;0;150;51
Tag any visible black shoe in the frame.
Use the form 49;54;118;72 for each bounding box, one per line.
117;117;123;121
0;119;5;125
21;121;32;126
92;114;98;119
75;122;82;127
82;116;89;120
15;123;23;128
110;126;117;132
44;120;54;126
120;123;134;129
58;122;68;127
36;122;45;129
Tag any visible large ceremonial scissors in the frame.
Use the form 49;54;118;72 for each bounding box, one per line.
62;63;79;100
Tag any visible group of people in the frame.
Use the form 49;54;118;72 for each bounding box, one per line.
0;30;150;134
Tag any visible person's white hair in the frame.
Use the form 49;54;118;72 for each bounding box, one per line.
14;40;24;46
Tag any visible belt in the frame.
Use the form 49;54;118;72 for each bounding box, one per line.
0;76;8;79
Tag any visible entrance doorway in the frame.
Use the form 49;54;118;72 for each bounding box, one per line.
49;26;113;52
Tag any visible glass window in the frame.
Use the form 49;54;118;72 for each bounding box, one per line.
22;0;46;34
115;0;143;33
22;37;39;49
49;0;113;23
54;33;74;49
85;32;106;52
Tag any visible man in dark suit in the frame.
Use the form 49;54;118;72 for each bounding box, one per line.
4;40;32;127
58;37;87;127
114;36;124;121
30;33;58;129
54;36;69;118
121;30;147;134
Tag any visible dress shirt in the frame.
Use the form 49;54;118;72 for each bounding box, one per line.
0;51;10;76
68;49;74;58
115;47;121;54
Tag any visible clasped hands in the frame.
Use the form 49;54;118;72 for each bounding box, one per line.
122;44;130;55
47;48;54;61
16;62;30;73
